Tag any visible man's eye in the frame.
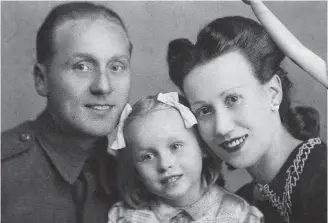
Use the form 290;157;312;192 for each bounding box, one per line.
73;63;93;72
110;62;125;73
225;95;239;107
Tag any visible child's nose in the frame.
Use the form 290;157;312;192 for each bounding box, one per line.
157;151;175;173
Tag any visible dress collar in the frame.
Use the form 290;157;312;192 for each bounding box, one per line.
150;185;223;221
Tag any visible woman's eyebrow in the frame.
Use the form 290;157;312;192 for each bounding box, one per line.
220;85;244;97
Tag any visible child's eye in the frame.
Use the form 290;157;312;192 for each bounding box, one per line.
73;62;93;72
170;143;183;151
195;106;213;118
138;153;155;162
225;95;240;107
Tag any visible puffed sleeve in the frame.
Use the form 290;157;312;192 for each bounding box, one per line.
108;201;160;223
243;206;264;223
217;189;264;223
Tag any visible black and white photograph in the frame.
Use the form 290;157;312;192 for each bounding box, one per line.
1;1;327;222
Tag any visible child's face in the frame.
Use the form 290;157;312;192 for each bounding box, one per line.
125;108;205;206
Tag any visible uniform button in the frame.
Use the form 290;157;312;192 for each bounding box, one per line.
19;133;31;142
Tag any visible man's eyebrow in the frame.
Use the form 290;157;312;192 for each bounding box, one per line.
70;53;97;61
72;53;130;62
110;55;130;62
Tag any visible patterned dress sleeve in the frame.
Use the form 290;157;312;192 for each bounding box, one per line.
294;142;327;223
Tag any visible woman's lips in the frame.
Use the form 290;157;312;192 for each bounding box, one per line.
220;135;248;153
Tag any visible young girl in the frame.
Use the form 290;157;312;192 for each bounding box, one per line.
244;0;328;88
108;92;263;222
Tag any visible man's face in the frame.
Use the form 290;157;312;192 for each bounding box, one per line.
38;18;131;137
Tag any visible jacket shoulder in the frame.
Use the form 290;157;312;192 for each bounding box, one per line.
1;122;36;161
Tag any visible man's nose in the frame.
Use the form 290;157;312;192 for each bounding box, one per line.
90;71;113;95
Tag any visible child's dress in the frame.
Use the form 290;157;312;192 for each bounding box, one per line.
108;184;263;223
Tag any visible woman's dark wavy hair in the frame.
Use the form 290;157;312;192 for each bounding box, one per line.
167;16;320;141
36;1;133;67
116;94;224;209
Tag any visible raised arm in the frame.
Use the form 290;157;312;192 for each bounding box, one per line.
243;0;328;88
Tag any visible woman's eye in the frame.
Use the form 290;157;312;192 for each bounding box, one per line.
73;62;93;72
225;95;239;107
110;62;125;73
170;143;183;151
195;106;212;117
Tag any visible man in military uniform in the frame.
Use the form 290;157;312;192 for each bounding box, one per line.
2;2;133;222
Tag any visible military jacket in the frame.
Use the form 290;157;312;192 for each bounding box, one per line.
2;111;119;223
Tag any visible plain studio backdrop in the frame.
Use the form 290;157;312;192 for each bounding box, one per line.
1;1;327;192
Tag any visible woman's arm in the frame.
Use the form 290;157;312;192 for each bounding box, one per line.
243;0;328;88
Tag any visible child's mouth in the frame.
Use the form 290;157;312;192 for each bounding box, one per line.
161;174;182;186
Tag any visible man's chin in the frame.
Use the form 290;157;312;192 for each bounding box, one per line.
84;124;117;137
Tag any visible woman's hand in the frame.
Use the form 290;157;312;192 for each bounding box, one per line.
242;0;262;6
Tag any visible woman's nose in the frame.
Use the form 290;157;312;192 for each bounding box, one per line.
214;108;234;136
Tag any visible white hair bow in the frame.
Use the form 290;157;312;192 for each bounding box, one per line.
109;92;197;152
157;92;197;128
109;103;132;151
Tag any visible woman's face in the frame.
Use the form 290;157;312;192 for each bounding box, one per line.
183;51;277;169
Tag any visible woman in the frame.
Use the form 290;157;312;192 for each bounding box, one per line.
166;2;326;223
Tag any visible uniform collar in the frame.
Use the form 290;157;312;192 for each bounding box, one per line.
31;111;109;184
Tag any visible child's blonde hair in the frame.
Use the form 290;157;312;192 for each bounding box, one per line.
117;94;224;209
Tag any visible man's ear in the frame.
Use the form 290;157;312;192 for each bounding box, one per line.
266;74;283;112
33;63;48;97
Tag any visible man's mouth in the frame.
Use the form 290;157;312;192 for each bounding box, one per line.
220;135;248;153
85;104;113;110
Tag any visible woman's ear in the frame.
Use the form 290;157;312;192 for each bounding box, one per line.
33;63;48;97
267;74;283;112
